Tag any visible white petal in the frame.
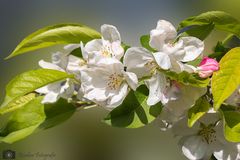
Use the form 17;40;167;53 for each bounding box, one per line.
80;42;89;61
169;58;183;73
123;72;138;90
39;60;64;71
42;91;60;103
97;58;124;73
171;117;199;136
81;68;109;90
156;108;180;131
84;39;103;53
170;60;197;73
179;37;204;62
106;83;128;110
145;73;168;106
64;44;80;53
66;55;84;75
35;85;50;94
51;52;68;69
156;20;177;41
162;40;184;58
213;143;240;160
166;85;207;117
182;64;197;73
84;88;108;102
149;29;166;51
181;136;208;160
101;24;121;42
124;47;154;78
153;52;171;70
111;41;124;60
59;79;74;99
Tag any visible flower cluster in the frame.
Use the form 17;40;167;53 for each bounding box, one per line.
33;20;240;160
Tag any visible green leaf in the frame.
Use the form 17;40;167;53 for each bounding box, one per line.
188;97;211;127
223;34;240;49
221;109;240;142
222;111;240;132
6;24;101;59
179;23;214;40
104;85;162;128
140;35;157;52
224;124;240;143
0;93;36;115
0;96;45;144
0;69;74;114
162;70;210;87
178;11;240;37
39;99;76;130
209;35;240;61
69;47;83;58
121;43;131;52
212;47;240;110
209;42;229;61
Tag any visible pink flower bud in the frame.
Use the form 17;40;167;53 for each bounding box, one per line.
198;57;219;78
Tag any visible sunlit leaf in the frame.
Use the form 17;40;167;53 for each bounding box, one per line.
6;24;101;59
104;85;162;128
0;97;45;144
212;47;240;110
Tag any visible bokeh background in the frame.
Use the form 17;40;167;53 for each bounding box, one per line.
0;0;240;160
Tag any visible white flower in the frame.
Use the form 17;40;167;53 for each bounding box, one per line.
123;47;205;107
36;46;84;103
172;113;240;160
157;83;206;130
124;47;169;106
81;24;124;64
80;58;138;110
149;20;204;73
123;20;204;106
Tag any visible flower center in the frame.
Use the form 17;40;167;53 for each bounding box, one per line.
167;42;174;47
107;73;124;90
198;124;217;144
79;59;87;66
145;60;158;73
101;45;113;57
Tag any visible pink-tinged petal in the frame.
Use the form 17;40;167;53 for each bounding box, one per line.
199;57;219;71
197;57;219;78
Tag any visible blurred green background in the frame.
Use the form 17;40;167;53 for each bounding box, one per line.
0;0;240;160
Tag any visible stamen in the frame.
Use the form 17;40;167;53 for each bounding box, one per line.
198;124;217;144
145;60;157;74
107;73;123;90
101;44;113;57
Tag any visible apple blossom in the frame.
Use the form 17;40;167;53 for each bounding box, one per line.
80;24;124;64
157;83;206;130
123;47;169;106
36;46;84;103
149;20;204;73
172;113;240;160
80;58;138;110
